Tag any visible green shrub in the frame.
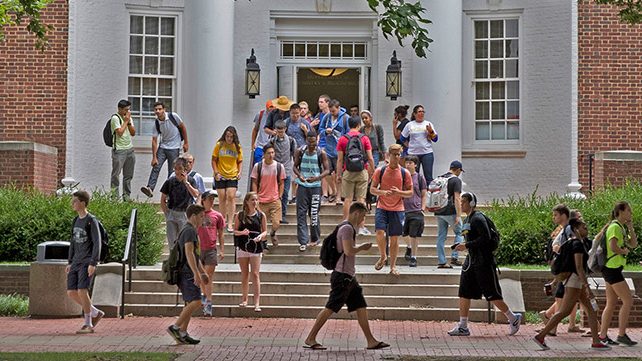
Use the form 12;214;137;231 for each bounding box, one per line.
487;182;642;265
0;294;29;317
0;187;164;265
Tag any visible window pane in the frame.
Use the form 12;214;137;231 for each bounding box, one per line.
330;44;341;57
474;21;488;39
507;121;519;139
490;60;503;78
490;40;503;58
307;43;317;58
295;43;305;57
505;39;518;58
160;57;173;75
492;101;505;119
142;98;155;114
130;16;143;34
141;118;156;135
160;38;174;55
145;17;159;35
507;101;520;119
507;81;519;99
129;56;142;74
143;78;156;96
476;82;490;100
342;43;353;57
129;97;140;112
475;61;488;79
476;122;490;140
128;77;141;95
319;43;329;57
159;98;172;111
491;121;505;140
490;20;503;38
506;59;518;78
475;102;490;120
505;19;518;37
355;44;366;58
145;37;159;55
161;18;175;35
282;43;293;57
144;56;158;74
158;79;172;97
130;36;143;54
475;41;488;59
491;82;505;99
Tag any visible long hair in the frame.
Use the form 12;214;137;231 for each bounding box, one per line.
611;201;630;220
410;104;424;121
217;126;241;154
394;105;409;118
241;192;258;224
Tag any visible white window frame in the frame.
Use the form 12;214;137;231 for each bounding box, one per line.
463;11;523;150
279;40;369;63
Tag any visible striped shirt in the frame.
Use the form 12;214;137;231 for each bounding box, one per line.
296;149;322;188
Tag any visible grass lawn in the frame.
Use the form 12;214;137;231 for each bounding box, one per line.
0;353;176;361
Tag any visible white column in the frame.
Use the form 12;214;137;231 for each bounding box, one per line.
413;0;463;173
567;0;584;198
183;1;234;184
62;0;78;189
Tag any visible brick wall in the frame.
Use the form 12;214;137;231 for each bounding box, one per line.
0;142;58;194
0;266;30;296
0;0;69;186
578;1;642;191
594;159;642;189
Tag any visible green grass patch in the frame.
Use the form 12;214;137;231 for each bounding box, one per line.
0;294;29;317
0;352;177;361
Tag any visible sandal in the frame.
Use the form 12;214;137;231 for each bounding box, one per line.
239;301;247;307
437;263;453;269
254;306;261;312
366;341;390;350
374;257;387;271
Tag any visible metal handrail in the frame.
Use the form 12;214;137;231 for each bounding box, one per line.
120;208;138;319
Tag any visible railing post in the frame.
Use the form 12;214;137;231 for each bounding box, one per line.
120;262;125;319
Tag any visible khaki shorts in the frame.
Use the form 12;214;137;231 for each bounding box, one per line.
341;170;368;201
259;200;282;225
565;272;584;289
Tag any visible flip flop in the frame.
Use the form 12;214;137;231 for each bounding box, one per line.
303;343;327;350
374;257;387;271
367;341;390;350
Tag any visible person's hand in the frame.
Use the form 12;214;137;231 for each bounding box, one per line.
125;110;132;122
390;186;401;195
383;190;393;196
622;247;630;255
455;243;467;252
151;157;158;167
215;173;222;181
426;124;433;133
360;243;372;251
88;265;96;277
300;123;306;132
182;143;189;152
455;216;461;225
65;265;71;274
626;220;634;230
311;118;320;127
219;251;224;260
241;229;250;236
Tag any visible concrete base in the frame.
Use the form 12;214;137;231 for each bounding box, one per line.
29;262;81;318
92;262;123;318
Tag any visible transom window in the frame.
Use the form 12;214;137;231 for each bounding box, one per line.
280;40;367;61
128;15;177;136
474;19;519;141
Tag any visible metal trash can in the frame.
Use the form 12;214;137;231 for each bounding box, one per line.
30;241;82;318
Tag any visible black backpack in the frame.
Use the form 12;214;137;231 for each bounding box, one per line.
162;229;186;286
481;212;500;252
102;114;119;147
320;221;354;270
154;112;184;141
344;133;366;172
75;214;110;263
551;238;576;276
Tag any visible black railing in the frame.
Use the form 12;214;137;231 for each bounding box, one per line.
120;208;138;319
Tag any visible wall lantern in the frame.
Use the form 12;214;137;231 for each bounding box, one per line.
386;51;402;100
245;48;260;98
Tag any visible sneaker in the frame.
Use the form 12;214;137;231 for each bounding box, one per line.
591;343;611;351
599;336;619;346
299;245;306;252
203;302;212;317
532;336;550;350
404;247;412;261
281;219;290;224
167;325;182;344
181;334;201;345
447;326;470;336
289;197;296;204
140;186;153;198
359;227;371;236
76;325;94;334
409;257;417;267
450;258;463;266
616;334;638;346
91;310;105;328
508;313;522;336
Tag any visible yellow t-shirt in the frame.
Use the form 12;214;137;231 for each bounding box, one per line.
605;221;629;269
212;141;243;179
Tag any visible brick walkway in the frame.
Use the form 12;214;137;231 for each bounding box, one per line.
1;317;641;360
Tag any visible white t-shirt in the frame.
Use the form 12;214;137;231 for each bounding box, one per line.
401;120;437;155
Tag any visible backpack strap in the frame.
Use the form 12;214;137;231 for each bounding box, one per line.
377;165;408;191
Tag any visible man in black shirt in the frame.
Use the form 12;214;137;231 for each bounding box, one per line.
434;161;465;268
160;157;199;249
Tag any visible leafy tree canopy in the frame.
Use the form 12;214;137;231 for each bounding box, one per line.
595;0;642;24
0;0;54;50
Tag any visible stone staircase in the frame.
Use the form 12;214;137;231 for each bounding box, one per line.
122;202;492;321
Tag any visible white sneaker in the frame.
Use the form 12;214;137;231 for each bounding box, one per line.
359;227;371;236
447;325;470;336
509;313;522;336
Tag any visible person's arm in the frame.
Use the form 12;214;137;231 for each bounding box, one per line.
609;237;629;256
184;241;208;288
89;217;101;268
217;226;225;260
278;165;285;197
366;149;375;178
113;114;129;137
341;232;371;256
316;150;331;181
391;172;413;198
151;137;159;167
259;211;268;240
392;115;401;140
68;221;75;265
178;122;189;152
462;214;490;250
574;247;588;285
185;177;199;198
160;193;168;214
251;114;260;150
236;159;243;180
454;191;462;223
233;212;250;236
125;112;136;136
250;164;258;192
427;122;438;142
626;220;638;248
264;113;277;137
336;150;344;181
421;188;427;212
293;148;304;182
376;124;386;159
370;169;391;197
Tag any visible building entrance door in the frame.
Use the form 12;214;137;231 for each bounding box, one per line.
296;68;364;115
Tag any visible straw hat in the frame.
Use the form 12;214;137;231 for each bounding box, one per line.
271;95;294;112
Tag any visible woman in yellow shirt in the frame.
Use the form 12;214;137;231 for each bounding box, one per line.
212;126;243;232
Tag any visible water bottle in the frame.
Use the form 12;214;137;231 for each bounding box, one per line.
590;298;599;312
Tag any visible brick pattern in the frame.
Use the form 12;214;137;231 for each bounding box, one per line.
0;149;58;193
0;266;29;296
594;159;642;189
578;1;642;191
0;0;69;186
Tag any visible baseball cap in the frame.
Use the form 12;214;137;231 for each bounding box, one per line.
449;160;464;172
201;189;217;200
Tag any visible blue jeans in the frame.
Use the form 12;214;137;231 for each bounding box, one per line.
147;147;180;190
436;214;463;265
372;152;380;167
416;152;434;184
281;176;291;218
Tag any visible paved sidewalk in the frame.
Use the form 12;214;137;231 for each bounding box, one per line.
1;317;641;360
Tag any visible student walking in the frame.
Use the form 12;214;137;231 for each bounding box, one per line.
160;158;200;249
400;105;438;183
109;99;136;200
233;192;267;312
318;99;349;203
270;120;296;223
66;190;104;334
251;101;275;166
303;202;390;351
197;190;225;317
360;110;385;166
392;105;410;162
448;192;522;337
401;156;427;267
166;204;209;345
433;160;465;268
251;144;286;247
212;126;243;232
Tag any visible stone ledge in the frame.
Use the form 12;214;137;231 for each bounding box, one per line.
462;150;526;158
0;141;58;155
595;150;642;161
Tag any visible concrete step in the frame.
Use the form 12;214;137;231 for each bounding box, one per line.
218;254;448;266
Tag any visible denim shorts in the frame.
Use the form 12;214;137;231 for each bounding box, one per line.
67;262;92;290
178;267;202;302
375;208;405;236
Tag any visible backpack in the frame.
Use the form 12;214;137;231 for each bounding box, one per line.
343;133;366;172
74;214;110;263
320;221;354;270
545;227;570;265
102;114;119;147
155;112;183;141
481;212;500;252
162;229;186;286
588;221;619;273
550;237;576;280
255;161;283;192
426;173;455;213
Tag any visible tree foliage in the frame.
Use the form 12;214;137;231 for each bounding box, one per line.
595;0;642;24
0;0;54;50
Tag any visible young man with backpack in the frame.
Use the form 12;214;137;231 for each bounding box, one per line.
166;204;209;345
432;160;465;268
251;144;286;247
293;130;330;251
141;101;189;198
269;120;297;223
448;192;522;337
401;156;428;267
336;116;375;226
304;202;389;351
318;99;349;204
198;190;225;317
109;99;136;200
66;190;105;334
251;100;275;166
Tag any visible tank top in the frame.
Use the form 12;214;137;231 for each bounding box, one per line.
295;149;322;188
234;211;263;254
